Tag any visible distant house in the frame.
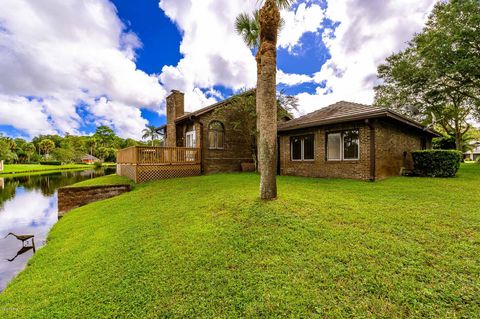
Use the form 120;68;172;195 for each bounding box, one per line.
464;142;480;161
278;101;440;180
117;91;439;182
81;154;100;164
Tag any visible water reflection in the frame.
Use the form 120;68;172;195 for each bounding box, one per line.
0;168;115;291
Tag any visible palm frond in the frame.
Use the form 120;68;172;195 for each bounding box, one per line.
235;12;260;48
276;0;294;10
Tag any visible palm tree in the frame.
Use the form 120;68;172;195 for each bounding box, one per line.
142;125;160;146
38;139;55;159
236;0;293;200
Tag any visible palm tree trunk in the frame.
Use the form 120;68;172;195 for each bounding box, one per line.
257;0;280;200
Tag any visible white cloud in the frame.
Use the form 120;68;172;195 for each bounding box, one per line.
0;95;56;136
294;0;437;113
89;97;149;139
278;2;325;52
277;69;315;86
158;0;259;111
0;0;166;138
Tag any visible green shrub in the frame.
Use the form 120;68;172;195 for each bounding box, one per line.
93;161;103;169
39;161;62;166
412;150;462;177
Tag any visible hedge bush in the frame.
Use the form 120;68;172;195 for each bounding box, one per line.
39;161;62;166
412;150;462;177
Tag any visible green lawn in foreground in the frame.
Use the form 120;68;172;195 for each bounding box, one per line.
0;164;479;318
0;163;116;176
68;174;133;187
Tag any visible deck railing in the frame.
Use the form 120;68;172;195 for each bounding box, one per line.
116;146;201;165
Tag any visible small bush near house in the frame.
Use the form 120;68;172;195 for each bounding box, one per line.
93;161;103;169
412;150;462;177
39;161;62;166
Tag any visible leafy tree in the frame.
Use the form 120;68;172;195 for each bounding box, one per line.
38;139;55;158
97;147;116;162
85;136;99;157
122;138;140;149
23;143;36;163
374;0;480;151
0;138;15;162
93;126;116;148
142;125;160;146
236;0;293;199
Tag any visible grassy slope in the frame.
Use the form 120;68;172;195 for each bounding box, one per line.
0;165;479;318
68;174;133;188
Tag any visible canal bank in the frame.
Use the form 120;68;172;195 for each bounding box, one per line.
0;167;116;291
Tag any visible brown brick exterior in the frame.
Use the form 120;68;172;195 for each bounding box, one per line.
279;121;372;180
174;107;253;174
279;119;433;180
166;90;184;147
374;119;431;179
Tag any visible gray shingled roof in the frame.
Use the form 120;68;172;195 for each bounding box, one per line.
278;101;439;136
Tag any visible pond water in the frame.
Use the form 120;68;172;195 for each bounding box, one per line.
0;168;116;292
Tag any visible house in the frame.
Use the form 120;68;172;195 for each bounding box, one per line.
464;142;480;161
117;91;439;183
278;101;439;180
157;89;260;174
81;154;100;164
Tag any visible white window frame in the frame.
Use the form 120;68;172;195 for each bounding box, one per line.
327;130;360;161
186;130;196;148
291;135;315;162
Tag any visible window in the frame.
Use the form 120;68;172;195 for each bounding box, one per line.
327;129;359;160
208;121;224;149
186;131;196;148
291;135;315;161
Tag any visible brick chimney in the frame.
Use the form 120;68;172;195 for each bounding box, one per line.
166;90;184;147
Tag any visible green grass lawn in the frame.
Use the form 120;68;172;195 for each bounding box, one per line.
68;174;133;188
0;165;479;318
0;163;116;176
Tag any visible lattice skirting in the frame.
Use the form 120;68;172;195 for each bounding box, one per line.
117;164;201;183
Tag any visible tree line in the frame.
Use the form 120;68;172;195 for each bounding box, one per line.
374;0;480;151
0;125;162;164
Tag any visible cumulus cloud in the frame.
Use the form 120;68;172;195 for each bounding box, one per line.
278;2;325;52
0;95;56;136
277;69;315;86
158;0;258;112
89;97;149;139
295;0;437;113
0;0;166;138
0;0;438;138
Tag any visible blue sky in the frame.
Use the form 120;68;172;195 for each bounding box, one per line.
0;0;436;140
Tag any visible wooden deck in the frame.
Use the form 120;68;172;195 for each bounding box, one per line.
116;146;201;183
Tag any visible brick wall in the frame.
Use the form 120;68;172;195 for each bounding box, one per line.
166;90;184;147
375;119;432;179
279;122;372;180
198;108;254;173
58;185;131;216
279;119;434;180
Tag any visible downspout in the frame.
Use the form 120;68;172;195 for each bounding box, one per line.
199;121;204;174
365;119;376;181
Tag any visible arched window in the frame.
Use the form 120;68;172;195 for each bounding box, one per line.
208;121;224;149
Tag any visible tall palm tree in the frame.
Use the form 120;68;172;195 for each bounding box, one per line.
236;0;293;200
142;125;160;146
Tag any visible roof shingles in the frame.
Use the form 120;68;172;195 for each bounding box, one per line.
278;101;439;136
